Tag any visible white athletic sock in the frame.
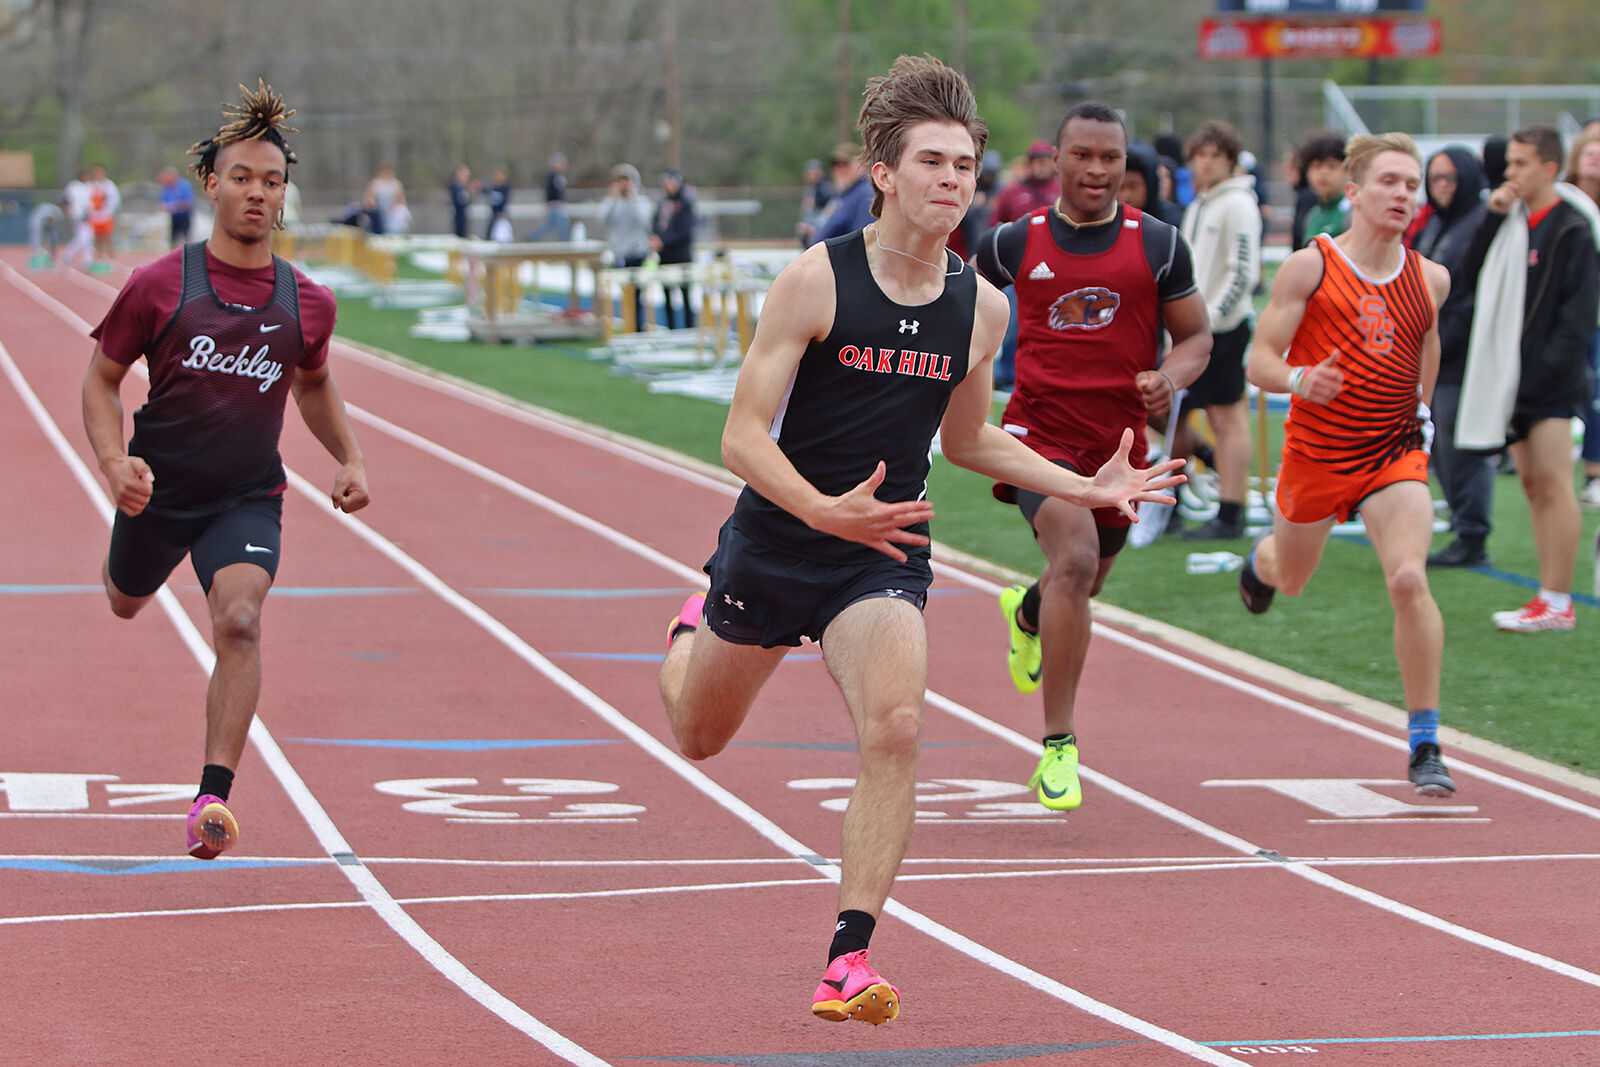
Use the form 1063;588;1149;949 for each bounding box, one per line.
1539;589;1572;612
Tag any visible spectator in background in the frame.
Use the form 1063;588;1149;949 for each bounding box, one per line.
1456;125;1599;632
447;164;477;240
158;167;195;248
1121;142;1182;226
484;165;513;242
812;142;874;244
651;167;697;329
1154;133;1194;206
987;139;1062;390
601;163;654;328
1416;146;1495;567
528;152;571;241
795;158;834;247
1297;133;1349;248
362;162;405;236
88;164;120;272
1178;120;1260;541
1562;130;1600;508
1481;135;1509;188
62;168;94;270
989;139;1060;227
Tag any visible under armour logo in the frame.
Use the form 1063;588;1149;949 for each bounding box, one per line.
898;319;919;335
723;594;745;611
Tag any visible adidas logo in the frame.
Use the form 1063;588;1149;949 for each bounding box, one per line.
1028;261;1055;281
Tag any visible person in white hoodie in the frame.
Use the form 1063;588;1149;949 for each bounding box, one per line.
1178;120;1261;539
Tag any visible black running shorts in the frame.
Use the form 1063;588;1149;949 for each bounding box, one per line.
702;519;931;648
107;495;284;597
1181;319;1252;412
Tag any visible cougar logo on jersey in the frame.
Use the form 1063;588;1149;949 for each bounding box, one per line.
1048;287;1120;331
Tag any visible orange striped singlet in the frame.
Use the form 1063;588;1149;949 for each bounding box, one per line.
1283;234;1434;475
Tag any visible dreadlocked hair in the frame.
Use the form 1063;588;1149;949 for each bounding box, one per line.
189;79;299;185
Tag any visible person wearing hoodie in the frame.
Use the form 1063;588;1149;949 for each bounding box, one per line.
1121;142;1183;227
651;167;698;329
1178;120;1261;540
1415;146;1496;567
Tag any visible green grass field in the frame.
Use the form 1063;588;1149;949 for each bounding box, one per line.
329;272;1600;780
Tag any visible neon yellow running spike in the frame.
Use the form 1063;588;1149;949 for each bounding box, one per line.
999;585;1042;694
1029;736;1081;811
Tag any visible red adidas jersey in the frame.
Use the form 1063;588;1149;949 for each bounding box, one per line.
1284;234;1433;474
1001;204;1159;469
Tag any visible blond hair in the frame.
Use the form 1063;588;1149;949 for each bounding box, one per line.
857;54;987;218
1345;132;1420;184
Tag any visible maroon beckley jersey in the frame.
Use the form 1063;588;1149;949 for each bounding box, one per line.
91;242;336;518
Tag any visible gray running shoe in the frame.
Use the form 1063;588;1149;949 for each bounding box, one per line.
1408;742;1456;798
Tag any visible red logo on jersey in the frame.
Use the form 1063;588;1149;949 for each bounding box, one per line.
1048;287;1120;331
1356;294;1394;356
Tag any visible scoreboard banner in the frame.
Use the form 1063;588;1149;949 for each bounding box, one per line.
1198;17;1442;59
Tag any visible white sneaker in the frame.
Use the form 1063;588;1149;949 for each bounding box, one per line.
1580;478;1600;511
1493;597;1576;633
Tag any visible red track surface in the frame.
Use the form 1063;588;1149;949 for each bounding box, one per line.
3;248;1599;1066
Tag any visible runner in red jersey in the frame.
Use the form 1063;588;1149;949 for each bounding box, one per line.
1238;132;1457;798
974;102;1212;812
82;83;369;860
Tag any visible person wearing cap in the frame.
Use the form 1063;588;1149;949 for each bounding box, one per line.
811;143;875;244
651;167;698;329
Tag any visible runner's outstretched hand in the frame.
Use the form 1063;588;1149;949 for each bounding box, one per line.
1085;428;1186;522
812;460;934;562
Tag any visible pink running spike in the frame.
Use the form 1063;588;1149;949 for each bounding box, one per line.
812;949;900;1025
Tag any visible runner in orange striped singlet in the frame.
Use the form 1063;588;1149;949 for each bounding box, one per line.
1236;132;1458;798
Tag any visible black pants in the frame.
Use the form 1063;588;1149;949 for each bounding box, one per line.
1429;379;1495;540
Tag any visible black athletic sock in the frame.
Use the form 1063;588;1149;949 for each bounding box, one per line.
828;910;877;964
1043;733;1075;745
1019;583;1042;632
197;764;234;803
1194;444;1216;469
1217;500;1243;526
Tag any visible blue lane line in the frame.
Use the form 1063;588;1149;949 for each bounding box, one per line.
0;585;105;594
0;858;318;875
1207;1031;1600;1048
285;738;621;751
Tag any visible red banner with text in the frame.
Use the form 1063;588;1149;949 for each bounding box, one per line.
1198;17;1442;60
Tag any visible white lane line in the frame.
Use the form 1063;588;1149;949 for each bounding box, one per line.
0;296;609;1067
265;462;1249;1064
315;343;1600;995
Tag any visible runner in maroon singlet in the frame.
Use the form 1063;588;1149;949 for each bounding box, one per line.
973;102;1212;812
81;82;369;860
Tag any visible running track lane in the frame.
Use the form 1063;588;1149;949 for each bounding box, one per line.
2;250;1598;1065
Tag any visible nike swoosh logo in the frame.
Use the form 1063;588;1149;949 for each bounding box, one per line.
244;543;275;554
822;977;847;993
259;323;283;333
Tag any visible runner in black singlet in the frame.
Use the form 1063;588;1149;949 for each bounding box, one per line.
656;56;1184;1026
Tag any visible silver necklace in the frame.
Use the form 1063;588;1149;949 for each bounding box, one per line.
871;225;964;276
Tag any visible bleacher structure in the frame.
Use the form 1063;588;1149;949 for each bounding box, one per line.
1322;80;1600;154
